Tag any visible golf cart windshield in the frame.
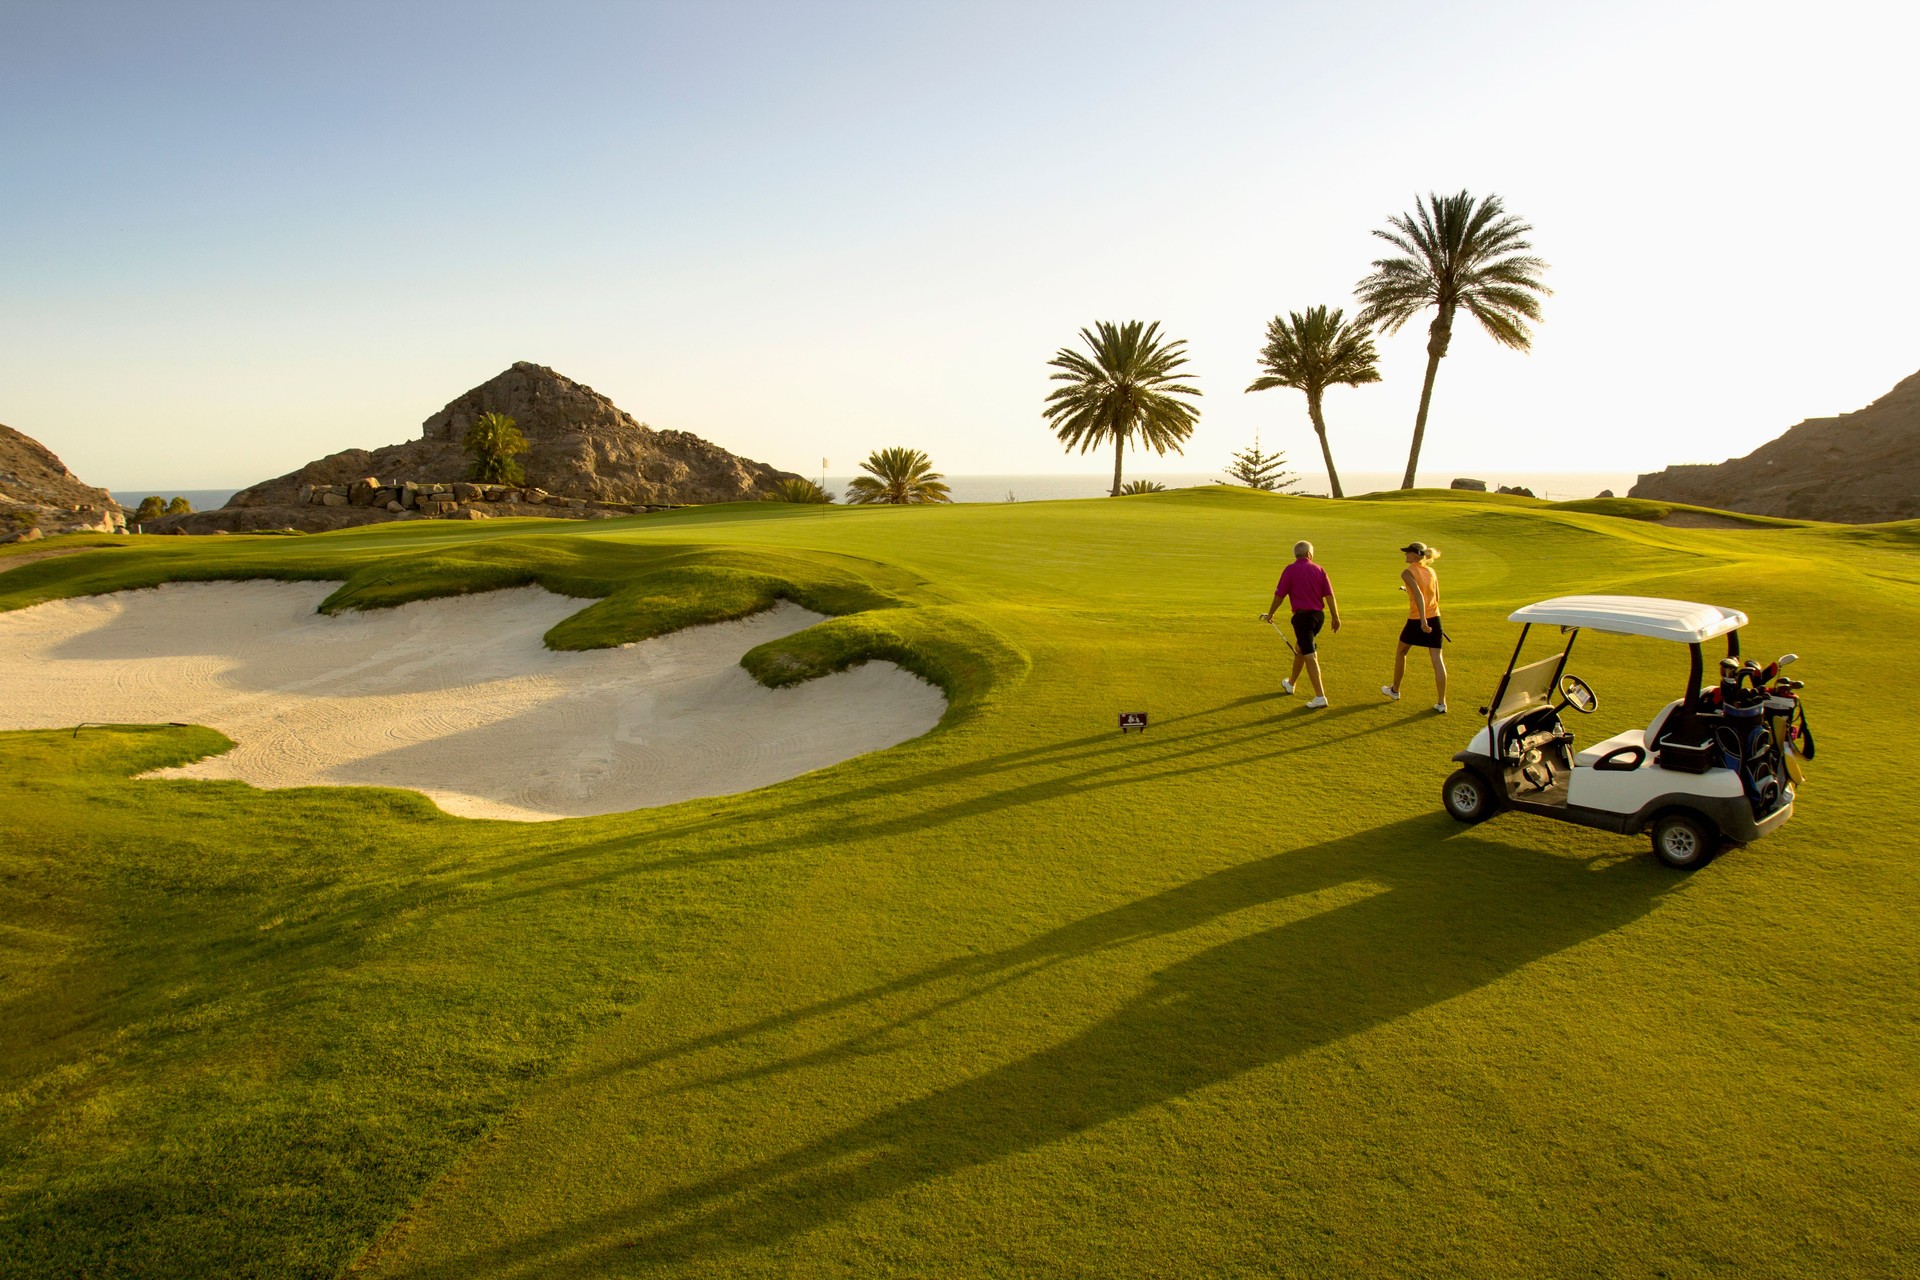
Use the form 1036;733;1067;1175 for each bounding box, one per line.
1493;653;1563;719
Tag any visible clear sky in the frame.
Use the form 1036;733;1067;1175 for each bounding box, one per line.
4;0;1916;490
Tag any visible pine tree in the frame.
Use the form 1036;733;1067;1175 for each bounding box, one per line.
1222;432;1299;492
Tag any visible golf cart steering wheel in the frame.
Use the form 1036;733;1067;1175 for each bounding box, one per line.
1559;674;1598;714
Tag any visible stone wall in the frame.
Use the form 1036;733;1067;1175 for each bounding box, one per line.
295;476;685;520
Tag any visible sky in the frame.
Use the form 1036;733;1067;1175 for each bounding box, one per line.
3;0;1916;490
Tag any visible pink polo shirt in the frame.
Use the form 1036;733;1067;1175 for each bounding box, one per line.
1275;560;1332;612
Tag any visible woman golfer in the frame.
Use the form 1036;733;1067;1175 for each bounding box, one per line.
1382;542;1447;713
1262;540;1340;709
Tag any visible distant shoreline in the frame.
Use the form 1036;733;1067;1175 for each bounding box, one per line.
114;470;1637;513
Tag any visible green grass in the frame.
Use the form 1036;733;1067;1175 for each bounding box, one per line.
2;490;1915;1278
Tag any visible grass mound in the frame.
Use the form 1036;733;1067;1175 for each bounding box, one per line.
2;491;1914;1278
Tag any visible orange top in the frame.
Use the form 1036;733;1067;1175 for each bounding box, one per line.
1406;562;1440;619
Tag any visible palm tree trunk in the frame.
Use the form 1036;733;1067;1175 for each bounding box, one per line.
1306;389;1344;499
1401;307;1454;489
1111;432;1125;496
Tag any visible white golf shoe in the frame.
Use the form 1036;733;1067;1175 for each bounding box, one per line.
1433;702;1449;714
1306;695;1329;709
1280;679;1295;695
1381;685;1400;701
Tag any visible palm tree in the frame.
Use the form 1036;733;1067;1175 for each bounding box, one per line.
1117;480;1167;495
464;411;530;485
1354;191;1550;489
1244;305;1378;499
1044;320;1202;496
763;477;833;503
843;448;953;505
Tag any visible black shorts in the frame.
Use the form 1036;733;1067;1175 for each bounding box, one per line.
1400;616;1443;649
1291;609;1325;654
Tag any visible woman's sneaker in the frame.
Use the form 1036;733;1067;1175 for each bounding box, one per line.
1433;703;1448;714
1381;685;1400;701
1306;695;1329;709
1280;679;1295;695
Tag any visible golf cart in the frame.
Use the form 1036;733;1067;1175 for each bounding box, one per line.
1441;596;1812;869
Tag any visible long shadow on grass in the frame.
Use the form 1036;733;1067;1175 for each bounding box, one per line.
389;816;1676;1277
344;697;1424;937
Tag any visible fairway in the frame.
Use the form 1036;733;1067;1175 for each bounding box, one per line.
2;489;1914;1278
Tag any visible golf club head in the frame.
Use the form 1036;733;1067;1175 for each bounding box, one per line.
1776;653;1798;668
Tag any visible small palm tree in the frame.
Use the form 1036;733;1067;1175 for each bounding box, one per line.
843;448;952;505
1355;190;1550;489
1045;321;1202;496
763;478;833;503
1117;480;1166;495
1245;305;1378;499
464;411;530;485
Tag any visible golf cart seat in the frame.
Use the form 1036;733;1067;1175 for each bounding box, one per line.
1575;729;1649;770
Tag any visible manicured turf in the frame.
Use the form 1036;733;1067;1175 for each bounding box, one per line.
2;490;1914;1278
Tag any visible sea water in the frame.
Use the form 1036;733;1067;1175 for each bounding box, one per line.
116;471;1638;512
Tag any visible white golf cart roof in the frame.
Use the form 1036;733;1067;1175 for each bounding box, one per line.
1508;595;1748;643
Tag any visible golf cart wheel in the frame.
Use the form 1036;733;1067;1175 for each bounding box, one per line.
1651;812;1719;870
1442;769;1496;823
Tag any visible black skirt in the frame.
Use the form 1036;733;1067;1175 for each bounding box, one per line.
1400;616;1443;648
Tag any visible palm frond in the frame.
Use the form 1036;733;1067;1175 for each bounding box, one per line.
842;447;952;504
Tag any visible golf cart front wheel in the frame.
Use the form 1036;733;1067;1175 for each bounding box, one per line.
1442;769;1496;823
1651;812;1719;870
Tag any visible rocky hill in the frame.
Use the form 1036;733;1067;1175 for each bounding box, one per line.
0;424;125;540
1631;366;1920;523
160;362;799;533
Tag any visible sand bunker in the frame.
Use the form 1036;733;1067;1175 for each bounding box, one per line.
0;581;945;820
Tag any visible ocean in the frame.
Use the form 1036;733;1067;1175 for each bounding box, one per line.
113;471;1637;513
822;471;1640;504
112;489;241;513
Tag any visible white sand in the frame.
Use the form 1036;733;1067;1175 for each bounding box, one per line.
0;581;945;821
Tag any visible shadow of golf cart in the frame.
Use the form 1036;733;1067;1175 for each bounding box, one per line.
1441;596;1811;869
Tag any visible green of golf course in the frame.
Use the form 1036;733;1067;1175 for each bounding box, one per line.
2;488;1914;1278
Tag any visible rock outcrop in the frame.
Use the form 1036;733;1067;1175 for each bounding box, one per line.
0;424;126;538
179;362;798;532
1631;367;1920;523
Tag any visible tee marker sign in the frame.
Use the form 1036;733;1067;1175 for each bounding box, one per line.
1119;711;1148;733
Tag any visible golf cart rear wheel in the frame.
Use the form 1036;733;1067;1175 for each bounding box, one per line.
1651;812;1719;870
1442;769;1496;823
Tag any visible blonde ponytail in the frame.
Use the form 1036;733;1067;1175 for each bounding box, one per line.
1422;546;1441;562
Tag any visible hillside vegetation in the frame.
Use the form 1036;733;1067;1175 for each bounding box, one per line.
1;488;1913;1278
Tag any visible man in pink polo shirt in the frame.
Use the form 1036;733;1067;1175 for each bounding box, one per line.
1261;539;1341;708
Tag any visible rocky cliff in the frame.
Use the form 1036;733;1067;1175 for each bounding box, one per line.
1631;367;1920;523
0;424;126;540
176;362;797;532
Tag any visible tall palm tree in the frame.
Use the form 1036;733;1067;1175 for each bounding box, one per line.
843;448;953;505
1244;305;1379;499
1354;190;1550;488
1044;320;1202;496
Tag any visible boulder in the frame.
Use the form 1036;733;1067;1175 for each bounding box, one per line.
321;492;348;507
1596;489;1615;499
1449;478;1488;491
1496;485;1537;498
1;526;46;545
386;500;405;513
453;481;481;501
